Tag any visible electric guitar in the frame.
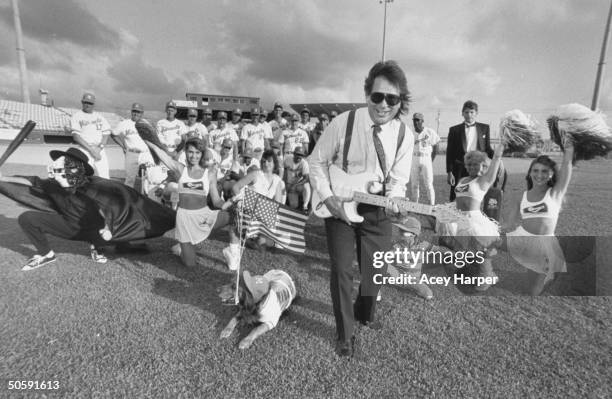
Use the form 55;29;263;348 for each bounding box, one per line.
311;165;465;224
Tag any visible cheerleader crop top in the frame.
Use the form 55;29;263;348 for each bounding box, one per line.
520;188;561;220
454;178;486;202
178;167;209;197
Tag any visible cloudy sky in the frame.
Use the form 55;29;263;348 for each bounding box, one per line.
0;0;610;134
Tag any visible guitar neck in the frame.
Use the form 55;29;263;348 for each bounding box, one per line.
352;192;433;216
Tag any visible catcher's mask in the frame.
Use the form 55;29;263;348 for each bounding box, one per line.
47;155;89;187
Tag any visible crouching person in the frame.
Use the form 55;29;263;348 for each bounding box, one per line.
220;269;297;349
385;216;433;300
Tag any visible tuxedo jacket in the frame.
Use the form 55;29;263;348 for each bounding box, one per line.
445;122;493;176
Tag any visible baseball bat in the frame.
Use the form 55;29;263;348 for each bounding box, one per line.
0;120;37;168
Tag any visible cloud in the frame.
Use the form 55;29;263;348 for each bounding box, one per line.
107;52;187;96
0;0;120;50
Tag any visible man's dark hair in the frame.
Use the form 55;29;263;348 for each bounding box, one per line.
363;60;410;116
462;100;479;112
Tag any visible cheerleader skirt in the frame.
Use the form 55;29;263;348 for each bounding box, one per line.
506;226;566;276
175;206;220;244
436;206;500;249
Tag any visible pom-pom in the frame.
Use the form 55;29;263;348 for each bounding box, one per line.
499;109;540;153
547;103;612;161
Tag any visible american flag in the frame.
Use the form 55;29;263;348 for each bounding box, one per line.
240;188;308;253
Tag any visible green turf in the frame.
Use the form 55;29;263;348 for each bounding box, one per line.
0;159;610;398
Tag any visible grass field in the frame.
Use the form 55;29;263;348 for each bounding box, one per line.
0;157;610;398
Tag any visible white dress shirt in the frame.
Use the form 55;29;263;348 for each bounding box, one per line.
308;107;414;201
465;124;478;152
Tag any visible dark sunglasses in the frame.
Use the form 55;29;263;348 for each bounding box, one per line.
370;92;401;106
223;146;232;150
82;101;94;105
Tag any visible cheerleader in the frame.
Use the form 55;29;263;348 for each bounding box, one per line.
220;269;297;349
441;143;505;291
504;140;574;295
147;138;236;267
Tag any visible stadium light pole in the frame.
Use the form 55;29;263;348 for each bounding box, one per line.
380;0;394;62
11;0;30;103
591;0;612;111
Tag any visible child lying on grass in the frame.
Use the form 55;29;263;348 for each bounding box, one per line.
220;269;296;349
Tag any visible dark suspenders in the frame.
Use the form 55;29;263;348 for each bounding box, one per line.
341;109;406;184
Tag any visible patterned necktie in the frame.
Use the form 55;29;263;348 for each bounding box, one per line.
372;125;387;193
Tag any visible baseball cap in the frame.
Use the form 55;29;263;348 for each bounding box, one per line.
131;102;143;112
221;138;233;148
250;107;260;116
233;108;242;116
217;111;228;119
293;146;305;157
243;271;270;303
392;215;421;235
203;107;213;115
301;107;311;115
273;101;283;110
187;108;198;117
270;139;281;149
291;114;300;122
81;92;95;103
330;110;338;117
413;112;424;121
166;101;177;109
49;147;95;176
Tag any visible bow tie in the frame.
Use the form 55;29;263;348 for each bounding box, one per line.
465;123;476;128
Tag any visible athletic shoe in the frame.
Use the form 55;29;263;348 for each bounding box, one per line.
411;283;434;300
222;246;240;271
171;243;182;257
90;245;108;264
22;253;56;271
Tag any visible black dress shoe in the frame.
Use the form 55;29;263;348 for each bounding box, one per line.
335;336;357;358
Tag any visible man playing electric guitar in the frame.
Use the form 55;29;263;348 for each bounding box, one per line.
308;61;414;358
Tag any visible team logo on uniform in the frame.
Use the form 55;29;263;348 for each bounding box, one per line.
455;185;469;193
524;203;547;214
183;182;204;190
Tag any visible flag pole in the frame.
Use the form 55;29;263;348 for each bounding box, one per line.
591;0;612;111
11;0;30;103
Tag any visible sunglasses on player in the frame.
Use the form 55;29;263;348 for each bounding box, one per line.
369;92;401;106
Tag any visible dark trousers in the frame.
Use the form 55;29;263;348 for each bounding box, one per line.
325;204;392;341
449;164;468;202
18;211;105;255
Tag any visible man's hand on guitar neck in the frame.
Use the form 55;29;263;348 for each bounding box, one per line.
323;195;352;225
385;196;403;216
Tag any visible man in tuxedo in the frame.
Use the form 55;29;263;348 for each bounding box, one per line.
446;100;506;220
446;100;493;201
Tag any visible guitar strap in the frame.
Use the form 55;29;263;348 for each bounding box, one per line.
342;109;406;194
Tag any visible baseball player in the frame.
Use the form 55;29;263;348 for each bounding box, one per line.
112;103;155;188
241;107;272;160
183;108;208;141
410;112;440;205
70;92;112;178
281;114;309;157
208;111;239;159
156;101;186;155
